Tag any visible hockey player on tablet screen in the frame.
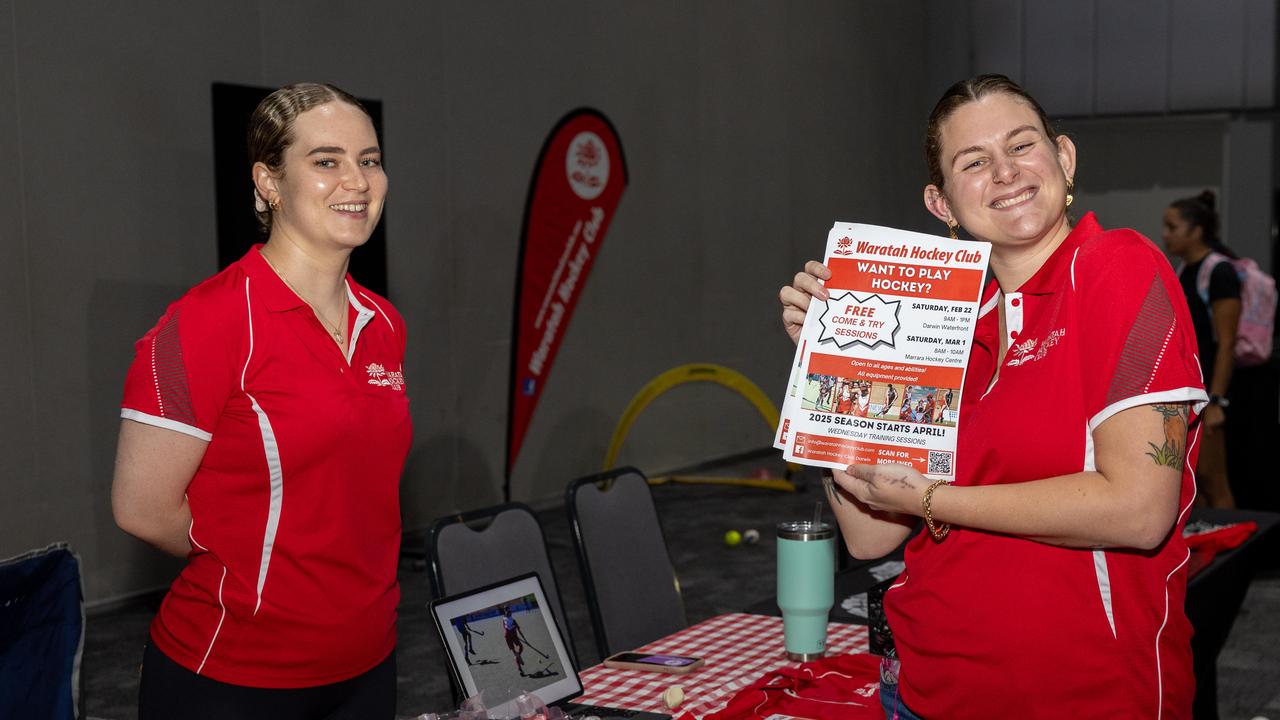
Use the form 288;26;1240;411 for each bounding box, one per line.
501;606;527;677
456;618;483;665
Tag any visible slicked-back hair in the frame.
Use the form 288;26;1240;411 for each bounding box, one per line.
247;82;370;232
925;74;1059;190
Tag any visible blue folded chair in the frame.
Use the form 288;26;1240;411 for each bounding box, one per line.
0;543;84;720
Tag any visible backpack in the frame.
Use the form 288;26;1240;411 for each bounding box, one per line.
1194;252;1276;366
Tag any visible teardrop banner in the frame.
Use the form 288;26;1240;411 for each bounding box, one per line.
505;109;628;499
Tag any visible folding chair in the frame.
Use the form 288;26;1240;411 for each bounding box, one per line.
0;543;84;720
567;467;686;660
427;502;577;667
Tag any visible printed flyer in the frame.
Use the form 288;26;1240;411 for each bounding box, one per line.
776;222;991;478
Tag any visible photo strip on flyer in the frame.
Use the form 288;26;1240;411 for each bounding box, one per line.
776;223;991;481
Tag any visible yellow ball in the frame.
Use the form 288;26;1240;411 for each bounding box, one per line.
724;530;742;546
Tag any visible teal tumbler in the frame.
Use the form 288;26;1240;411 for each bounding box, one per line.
776;520;835;661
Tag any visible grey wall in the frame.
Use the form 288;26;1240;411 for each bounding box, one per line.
925;0;1277;272
1223;119;1275;265
1066;116;1225;248
1064;116;1274;271
0;1;932;604
925;0;1276;116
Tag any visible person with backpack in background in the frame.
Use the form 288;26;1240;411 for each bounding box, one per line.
1162;190;1270;508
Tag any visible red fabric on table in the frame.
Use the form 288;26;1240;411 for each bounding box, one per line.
1184;521;1256;553
1184;521;1257;578
576;613;869;718
698;653;882;720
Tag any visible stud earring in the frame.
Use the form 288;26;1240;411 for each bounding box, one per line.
269;197;281;212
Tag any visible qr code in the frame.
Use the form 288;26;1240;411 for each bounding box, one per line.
928;450;953;476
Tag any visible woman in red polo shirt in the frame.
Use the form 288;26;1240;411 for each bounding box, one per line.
780;75;1206;719
112;83;410;719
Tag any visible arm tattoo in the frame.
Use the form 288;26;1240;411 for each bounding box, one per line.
1145;403;1189;469
822;472;844;505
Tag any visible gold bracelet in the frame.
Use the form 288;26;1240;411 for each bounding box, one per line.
922;478;951;542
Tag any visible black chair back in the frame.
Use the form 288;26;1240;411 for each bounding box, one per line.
427;502;578;669
567;467;686;660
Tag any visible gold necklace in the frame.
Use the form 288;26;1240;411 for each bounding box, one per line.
260;250;346;345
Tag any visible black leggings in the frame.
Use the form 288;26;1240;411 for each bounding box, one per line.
138;643;396;720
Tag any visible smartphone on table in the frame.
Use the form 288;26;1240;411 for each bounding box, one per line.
602;652;704;674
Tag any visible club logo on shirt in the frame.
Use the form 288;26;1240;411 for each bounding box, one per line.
365;363;405;391
1008;338;1038;363
1007;328;1066;367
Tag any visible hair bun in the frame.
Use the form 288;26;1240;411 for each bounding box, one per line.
1197;190;1217;209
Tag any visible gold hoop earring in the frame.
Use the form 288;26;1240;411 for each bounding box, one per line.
946;221;958;240
1065;179;1074;209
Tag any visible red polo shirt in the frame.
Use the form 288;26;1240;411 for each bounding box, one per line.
886;214;1206;719
120;247;412;688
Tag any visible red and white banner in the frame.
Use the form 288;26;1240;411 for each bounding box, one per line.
506;109;627;494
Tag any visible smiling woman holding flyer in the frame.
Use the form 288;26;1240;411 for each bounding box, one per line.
779;75;1206;719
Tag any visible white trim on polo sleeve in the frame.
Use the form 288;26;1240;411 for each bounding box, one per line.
1087;387;1210;432
120;408;213;442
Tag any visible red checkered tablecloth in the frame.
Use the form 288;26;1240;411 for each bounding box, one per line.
576;613;869;718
